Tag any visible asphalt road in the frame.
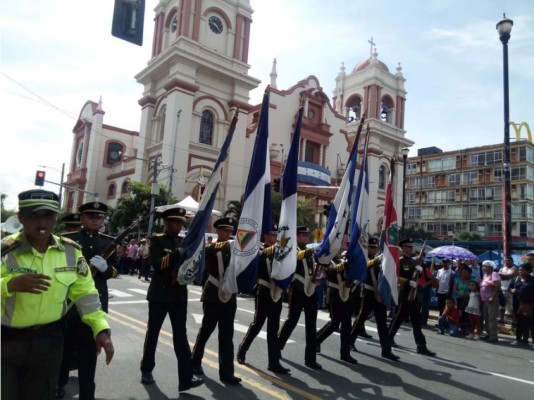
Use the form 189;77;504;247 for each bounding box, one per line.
61;275;534;399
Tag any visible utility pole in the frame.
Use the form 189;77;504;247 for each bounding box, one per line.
147;157;160;235
167;110;181;204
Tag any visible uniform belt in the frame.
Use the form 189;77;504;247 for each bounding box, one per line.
1;320;62;341
258;279;271;289
363;284;375;291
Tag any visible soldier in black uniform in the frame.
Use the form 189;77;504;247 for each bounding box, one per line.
349;237;400;361
316;252;358;364
236;224;291;374
191;218;242;385
61;212;82;233
139;207;203;392
278;226;322;370
387;238;436;356
56;201;117;400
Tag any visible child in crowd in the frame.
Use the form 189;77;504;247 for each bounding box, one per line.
464;281;482;339
437;297;461;336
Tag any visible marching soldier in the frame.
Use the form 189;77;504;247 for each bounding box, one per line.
61;212;82;233
57;201;117;399
278;226;322;370
191;218;242;385
349;237;400;361
237;224;291;374
388;238;436;356
1;190;113;400
140;207;203;393
316;252;358;364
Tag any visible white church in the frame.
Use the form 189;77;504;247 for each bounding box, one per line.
64;0;413;235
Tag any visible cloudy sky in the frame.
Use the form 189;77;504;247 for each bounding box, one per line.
1;0;533;210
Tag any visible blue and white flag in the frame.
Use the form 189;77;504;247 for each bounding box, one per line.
223;90;272;294
346;126;370;282
315;116;365;264
176;112;239;285
270;105;303;289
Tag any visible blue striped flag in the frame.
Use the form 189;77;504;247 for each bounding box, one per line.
270;105;303;289
223;90;272;294
175;112;239;285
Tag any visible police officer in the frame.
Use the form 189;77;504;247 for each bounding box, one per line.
278;226;322;370
57;201;117;399
349;237;400;361
316;252;358;364
61;213;82;233
191;218;242;385
140;207;203;392
388;238;436;356
237;224;291;374
1;189;113;400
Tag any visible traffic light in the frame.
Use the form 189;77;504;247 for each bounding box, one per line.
273;178;281;192
35;170;46;186
111;0;145;46
323;203;332;217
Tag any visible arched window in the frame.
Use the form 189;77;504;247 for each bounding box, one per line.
380;96;395;124
378;165;387;189
158;107;166;142
121;180;130;194
107;183;117;198
199;110;214;145
346;96;362;122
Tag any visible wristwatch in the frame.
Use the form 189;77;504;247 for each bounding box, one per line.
98;328;111;336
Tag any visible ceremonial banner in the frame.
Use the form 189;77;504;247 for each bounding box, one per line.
223;90;272;294
176;112;239;284
270;105;303;289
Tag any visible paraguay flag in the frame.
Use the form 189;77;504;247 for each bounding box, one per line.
222;90;272;294
175;111;240;285
270;104;303;289
377;159;400;306
315;116;366;264
346;125;370;282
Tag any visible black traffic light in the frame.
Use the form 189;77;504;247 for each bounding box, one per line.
323;203;332;217
273;178;281;192
35;170;46;186
111;0;145;46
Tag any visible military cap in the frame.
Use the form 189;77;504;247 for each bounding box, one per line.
267;223;278;235
61;213;81;225
79;201;108;214
296;226;310;234
368;237;379;247
399;238;414;247
161;207;187;221
213;217;236;231
18;189;60;214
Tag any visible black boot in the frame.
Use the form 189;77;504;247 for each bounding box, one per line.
417;345;436;357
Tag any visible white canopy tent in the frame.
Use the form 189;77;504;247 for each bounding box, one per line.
155;195;222;217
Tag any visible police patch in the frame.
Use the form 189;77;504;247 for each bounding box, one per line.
77;257;89;277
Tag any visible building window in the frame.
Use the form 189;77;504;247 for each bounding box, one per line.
304;141;320;163
107;184;117;198
158;107;166;142
121;180;130;194
378;165;386;189
199;110;214;145
106;142;124;165
346;96;362;122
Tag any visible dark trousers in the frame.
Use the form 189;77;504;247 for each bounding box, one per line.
57;312;97;400
417;286;432;325
437;293;448;316
139;259;151;280
351;295;391;351
278;287;318;363
388;298;427;346
191;301;237;379
515;312;532;342
140;301;192;385
2;322;63;400
239;294;282;366
316;300;352;357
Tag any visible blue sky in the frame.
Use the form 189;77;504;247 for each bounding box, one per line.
1;0;533;210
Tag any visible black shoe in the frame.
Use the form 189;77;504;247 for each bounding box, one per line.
179;376;204;392
305;361;322;370
236;345;246;364
55;387;65;399
391;340;398;348
360;332;372;339
191;365;204;375
141;372;155;385
349;343;358;352
220;375;242;385
381;351;400;361
268;364;291;374
417;346;436;357
340;354;358;364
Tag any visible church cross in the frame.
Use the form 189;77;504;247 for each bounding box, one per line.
368;36;376;57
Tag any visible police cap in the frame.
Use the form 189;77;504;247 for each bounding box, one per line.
161;207;187;221
61;213;81;225
214;217;236;231
79;201;108;214
399;238;414;247
18;189;60;214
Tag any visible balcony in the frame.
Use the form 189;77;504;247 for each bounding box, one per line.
297;161;331;186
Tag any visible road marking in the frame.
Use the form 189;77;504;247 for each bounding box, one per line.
109;300;147;305
128;288;147;295
108;289;133;298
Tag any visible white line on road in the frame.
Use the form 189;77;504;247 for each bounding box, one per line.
128;288;148;295
108;289;133;298
109;300;147;305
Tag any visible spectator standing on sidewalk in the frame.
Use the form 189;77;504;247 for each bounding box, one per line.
509;263;534;346
126;239;139;276
436;259;454;316
499;256;518;324
465;281;482;339
137;238;151;282
480;260;501;343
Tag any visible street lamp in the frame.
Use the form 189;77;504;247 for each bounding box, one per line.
497;14;513;258
401;147;410;237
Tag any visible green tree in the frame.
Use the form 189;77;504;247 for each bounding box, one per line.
1;193;16;222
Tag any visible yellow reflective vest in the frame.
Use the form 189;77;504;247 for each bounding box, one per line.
1;232;109;337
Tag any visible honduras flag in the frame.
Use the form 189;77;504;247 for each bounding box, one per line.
270;104;304;289
377;159;400;306
223;90;272;294
346;126;370;282
315;116;366;264
175;112;239;285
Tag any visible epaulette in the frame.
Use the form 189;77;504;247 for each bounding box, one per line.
99;232;116;240
1;237;20;256
59;236;82;249
263;246;275;257
214;241;228;249
335;261;347;272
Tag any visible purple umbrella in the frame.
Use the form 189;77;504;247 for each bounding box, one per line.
427;245;478;260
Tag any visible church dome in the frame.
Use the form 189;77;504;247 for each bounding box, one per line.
353;51;389;73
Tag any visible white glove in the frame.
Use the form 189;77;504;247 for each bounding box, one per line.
409;280;418;288
90;255;108;272
376;254;384;262
415;265;423;273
